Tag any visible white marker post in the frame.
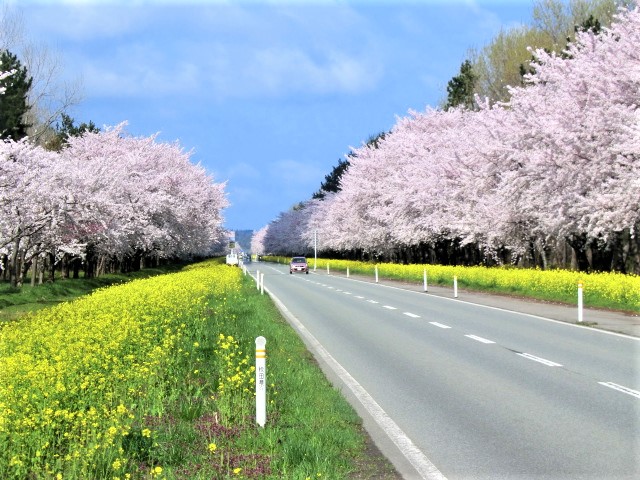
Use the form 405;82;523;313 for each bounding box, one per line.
256;270;260;290
260;272;264;295
347;267;350;278
255;336;267;427
578;281;584;323
454;276;458;298
314;229;318;271
375;265;379;283
327;263;330;275
423;268;428;292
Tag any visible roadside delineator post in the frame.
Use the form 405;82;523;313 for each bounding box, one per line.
260;273;264;295
578;281;584;323
423;268;428;292
327;263;330;275
255;336;267;427
256;270;260;290
347;267;350;278
375;265;379;283
454;276;458;298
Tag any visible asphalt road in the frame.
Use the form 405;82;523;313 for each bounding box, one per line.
246;262;640;480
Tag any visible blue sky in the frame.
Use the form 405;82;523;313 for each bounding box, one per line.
15;0;534;231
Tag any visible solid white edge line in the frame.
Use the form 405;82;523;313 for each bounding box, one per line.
265;286;447;480
598;382;640;399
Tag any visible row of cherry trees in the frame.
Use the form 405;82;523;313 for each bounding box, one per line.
1;123;228;287
254;7;640;274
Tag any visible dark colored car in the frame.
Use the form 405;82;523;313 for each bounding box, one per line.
290;256;309;274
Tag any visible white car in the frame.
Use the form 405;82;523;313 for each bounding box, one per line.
226;253;239;266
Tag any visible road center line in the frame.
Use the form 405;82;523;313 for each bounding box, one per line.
598;382;640;399
404;312;420;318
517;353;562;367
465;334;495;344
429;322;451;329
355;295;365;299
266;288;447;480
367;300;379;304
383;305;397;310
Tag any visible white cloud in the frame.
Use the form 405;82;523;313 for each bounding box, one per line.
233;46;381;98
225;162;261;180
270;159;325;184
21;2;384;100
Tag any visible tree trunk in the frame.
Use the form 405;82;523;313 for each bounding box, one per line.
72;258;80;279
566;234;591;272
61;253;69;279
1;255;6;281
48;249;56;283
31;255;38;286
18;248;29;287
9;237;20;288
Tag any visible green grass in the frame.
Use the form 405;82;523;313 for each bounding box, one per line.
0;261;397;479
147;275;393;478
0;264;184;323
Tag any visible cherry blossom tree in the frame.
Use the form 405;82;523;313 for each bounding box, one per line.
61;123;228;274
261;6;639;273
251;225;268;256
1;122;228;284
262;205;310;255
498;6;640;271
0;138;68;286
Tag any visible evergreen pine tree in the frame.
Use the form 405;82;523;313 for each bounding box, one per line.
0;50;33;140
444;60;477;111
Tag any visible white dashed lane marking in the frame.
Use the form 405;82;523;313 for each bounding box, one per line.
304;273;637;401
517;353;562;367
598;382;640;399
430;322;451;329
465;334;495;344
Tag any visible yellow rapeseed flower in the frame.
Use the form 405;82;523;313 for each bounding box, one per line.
0;262;243;478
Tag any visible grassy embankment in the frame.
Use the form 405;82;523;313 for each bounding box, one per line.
0;259;396;479
0;265;185;324
265;256;640;314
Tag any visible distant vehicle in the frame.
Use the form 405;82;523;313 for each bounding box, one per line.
290;256;309;274
226;252;239;266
